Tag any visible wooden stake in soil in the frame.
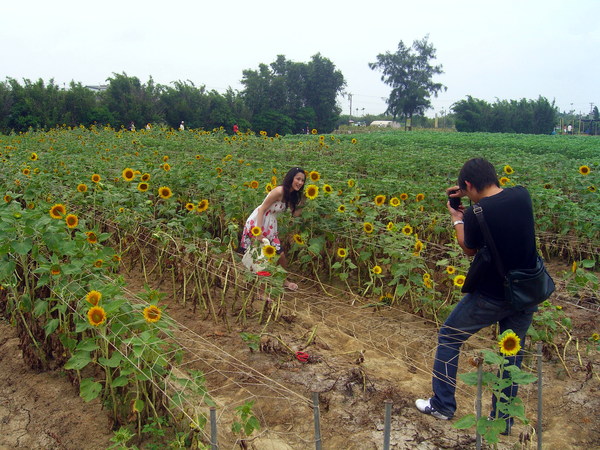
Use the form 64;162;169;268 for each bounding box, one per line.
383;399;392;450
210;406;218;449
312;391;322;450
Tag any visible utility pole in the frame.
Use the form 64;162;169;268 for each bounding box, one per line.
349;93;353;124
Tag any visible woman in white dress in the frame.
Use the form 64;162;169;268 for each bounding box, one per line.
239;167;305;290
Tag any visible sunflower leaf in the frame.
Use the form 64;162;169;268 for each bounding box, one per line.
79;377;102;402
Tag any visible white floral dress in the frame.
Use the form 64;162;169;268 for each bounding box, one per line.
240;201;286;253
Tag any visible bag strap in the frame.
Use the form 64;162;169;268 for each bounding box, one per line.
472;204;506;277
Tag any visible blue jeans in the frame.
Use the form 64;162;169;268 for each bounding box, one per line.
430;291;536;419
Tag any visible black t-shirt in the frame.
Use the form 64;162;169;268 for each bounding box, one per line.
463;186;537;300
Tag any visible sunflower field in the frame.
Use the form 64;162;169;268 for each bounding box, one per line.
0;125;598;447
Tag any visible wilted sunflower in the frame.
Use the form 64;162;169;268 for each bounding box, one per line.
337;204;346;213
389;197;400;207
185;202;195;211
65;214;78;228
86;290;102;306
143;305;162;323
293;234;305;245
337;248;348;258
196;199;209;213
499;176;510;186
305;184;319;200
374;195;386;206
400;193;409;201
3;195;12;203
262;244;277;259
579;165;591;176
137;182;149;192
251;226;262;237
91;174;101;183
86;231;98;244
504;165;514;175
122;168;135;181
77;183;88;193
309;171;320;182
88;306;107;327
415;193;425;202
372;265;382;275
158;186;173;199
30;152;38;161
93;259;103;268
323;184;333;194
498;331;521;356
453;275;466;287
401;224;413;236
363;222;374;234
250;180;259;189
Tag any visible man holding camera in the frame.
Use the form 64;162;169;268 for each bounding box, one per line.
415;158;538;432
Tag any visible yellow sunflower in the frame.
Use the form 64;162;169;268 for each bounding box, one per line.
351;138;357;144
251;226;262;237
374;195;386;206
185;202;195;211
86;290;102;306
571;261;577;273
158;186;173;199
50;265;61;276
588;185;597;192
91;174;101;183
140;173;151;182
337;248;347;258
347;179;355;188
143;305;162;323
86;231;98;244
22;168;31;176
4;195;12;203
413;240;424;254
77;183;88;193
93;259;103;268
265;183;273;193
323;184;333;194
250;180;259;189
262;244;277;259
309;171;321;182
415;193;425;202
162;155;169;162
446;265;456;275
88;306;107;327
399;193;408;201
65;214;78;228
162;163;171;172
498;331;521;356
386;221;394;231
453;275;466;287
305;184;319;200
311;128;317;135
363;222;374;234
122;168;135;181
137;182;149;192
372;265;382;275
197;199;209;213
579;165;591;176
390;197;400;207
499;176;510;186
337;204;346;213
293;234;305;245
30;152;38;161
401;224;413;236
504;165;514;175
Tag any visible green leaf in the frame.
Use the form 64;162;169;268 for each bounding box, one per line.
99;353;123;368
64;352;92;370
111;375;130;388
12;239;33;255
76;338;99;352
453;414;476;429
33;298;49;317
0;259;16;281
133;398;145;413
483;351;507;366
80;377;102;402
458;372;479;386
44;318;60;337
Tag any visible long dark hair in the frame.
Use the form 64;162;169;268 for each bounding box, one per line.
281;167;305;213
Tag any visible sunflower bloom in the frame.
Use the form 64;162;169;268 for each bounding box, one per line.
86;231;98;244
305;184;319;200
390;197;400;207
158;186;173;199
77;183;88;193
424;278;433;289
141;173;151;182
415;193;425;202
65;214;79;228
363;222;374;234
311;129;317;135
137;182;149;192
4;195;12;203
579;165;591;176
251;226;262;237
351;138;357;144
337;204;346;213
91;174;101;183
347;179;355;188
446;265;456;275
143;305;162;323
400;193;408;201
504;165;514;175
88;306;107;327
498;331;521;356
499;176;510;186
337;248;347;258
402;224;413;236
86;290;102;306
122;168;135;181
49;204;67;219
30;152;38;161
162;163;171;172
50;265;61;276
374;195;386;206
197;199;209;213
571;261;577;273
413;240;424;255
293;234;305;245
372;265;382;275
93;259;103;268
250;180;259;189
323;184;333;194
185;202;195;211
386;221;394;231
588;185;597;192
309;171;320;182
453;275;466;287
262;244;277;259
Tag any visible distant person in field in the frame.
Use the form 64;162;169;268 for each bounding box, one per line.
239;167;306;291
128;121;135;132
146;123;152;130
233;124;239;134
416;158;538;435
179;121;185;131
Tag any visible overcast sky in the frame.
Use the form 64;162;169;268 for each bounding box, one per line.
2;0;597;117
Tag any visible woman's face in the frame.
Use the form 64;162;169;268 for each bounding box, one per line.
291;172;305;191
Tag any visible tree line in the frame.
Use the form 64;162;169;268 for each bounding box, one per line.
0;53;346;135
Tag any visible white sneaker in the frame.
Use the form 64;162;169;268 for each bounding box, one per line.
415;398;450;420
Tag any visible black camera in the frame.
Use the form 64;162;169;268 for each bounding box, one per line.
448;189;461;209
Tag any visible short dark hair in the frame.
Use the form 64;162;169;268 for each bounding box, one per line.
458;158;499;192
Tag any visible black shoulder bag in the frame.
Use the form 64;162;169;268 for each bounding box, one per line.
471;204;555;310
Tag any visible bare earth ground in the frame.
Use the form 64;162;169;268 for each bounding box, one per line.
0;260;598;450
